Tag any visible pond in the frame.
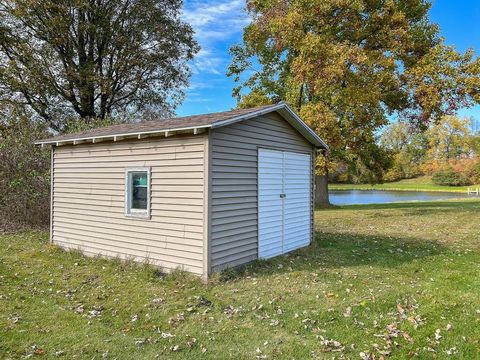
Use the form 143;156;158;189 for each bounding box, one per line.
329;189;478;205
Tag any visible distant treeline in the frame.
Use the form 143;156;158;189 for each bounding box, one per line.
330;115;480;186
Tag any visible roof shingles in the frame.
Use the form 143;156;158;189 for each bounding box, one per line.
37;104;277;143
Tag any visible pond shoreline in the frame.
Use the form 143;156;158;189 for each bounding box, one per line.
328;176;480;194
328;185;472;193
328;189;479;206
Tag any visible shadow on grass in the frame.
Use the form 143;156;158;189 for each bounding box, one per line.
219;231;447;282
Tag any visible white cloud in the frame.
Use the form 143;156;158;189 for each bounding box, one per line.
191;49;223;75
183;0;250;75
187;97;215;103
183;0;248;33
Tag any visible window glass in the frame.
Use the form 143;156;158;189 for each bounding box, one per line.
131;172;148;209
125;168;150;218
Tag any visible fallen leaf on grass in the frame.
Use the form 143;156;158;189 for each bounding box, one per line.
135;338;146;346
318;336;344;352
407;315;426;329
195;296;212;307
359;351;375;360
402;331;413;343
386;323;399;338
186;337;197;348
344;306;352;317
88;309;102;318
34;347;45;356
168;313;185;327
252;304;264;311
223;305;242;317
445;347;458;355
270;319;279;326
7;313;21;325
152;297;164;305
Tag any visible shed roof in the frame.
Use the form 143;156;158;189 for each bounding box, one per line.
35;102;328;149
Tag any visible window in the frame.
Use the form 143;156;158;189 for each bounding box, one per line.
125;167;151;219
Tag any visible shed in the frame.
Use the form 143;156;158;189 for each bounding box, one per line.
36;102;328;279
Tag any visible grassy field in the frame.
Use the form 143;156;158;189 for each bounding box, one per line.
329;176;480;193
1;200;480;359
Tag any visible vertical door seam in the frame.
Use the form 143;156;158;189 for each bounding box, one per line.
281;151;285;255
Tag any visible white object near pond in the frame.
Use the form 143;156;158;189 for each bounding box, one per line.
467;187;479;195
35;102;328;280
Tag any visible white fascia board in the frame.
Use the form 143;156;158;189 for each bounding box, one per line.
34;124;211;146
210;103;286;129
211;102;328;149
277;105;329;150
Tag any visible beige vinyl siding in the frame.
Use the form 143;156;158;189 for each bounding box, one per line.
210;112;313;271
52;135;206;275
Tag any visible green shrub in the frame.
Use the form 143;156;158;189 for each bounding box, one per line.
0;111;51;229
469;160;480;183
431;168;472;186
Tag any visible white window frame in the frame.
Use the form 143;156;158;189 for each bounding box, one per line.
125;167;151;219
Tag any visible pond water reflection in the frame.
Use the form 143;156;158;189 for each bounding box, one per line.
329;190;477;205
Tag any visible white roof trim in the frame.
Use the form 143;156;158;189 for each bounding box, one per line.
34;125;211;146
211;103;286;128
211;102;328;149
34;102;328;149
278;104;329;150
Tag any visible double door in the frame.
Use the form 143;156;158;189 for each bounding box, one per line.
258;148;312;259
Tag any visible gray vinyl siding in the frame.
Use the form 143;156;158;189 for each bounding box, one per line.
52;135;207;275
210;112;314;271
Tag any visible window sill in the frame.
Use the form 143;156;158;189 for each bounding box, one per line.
125;212;151;220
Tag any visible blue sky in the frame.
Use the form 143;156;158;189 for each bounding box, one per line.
178;0;480;122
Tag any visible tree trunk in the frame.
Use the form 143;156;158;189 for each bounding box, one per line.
315;173;330;207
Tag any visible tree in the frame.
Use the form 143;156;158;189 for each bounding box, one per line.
380;121;428;181
425;115;472;161
470;117;480;134
471;132;480;156
0;0;198;130
0;105;50;228
228;0;480;204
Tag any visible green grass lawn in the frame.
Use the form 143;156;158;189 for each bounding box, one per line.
329;176;480;193
1;200;480;359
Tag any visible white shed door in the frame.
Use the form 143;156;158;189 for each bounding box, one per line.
258;149;311;259
258;149;284;259
283;152;312;252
